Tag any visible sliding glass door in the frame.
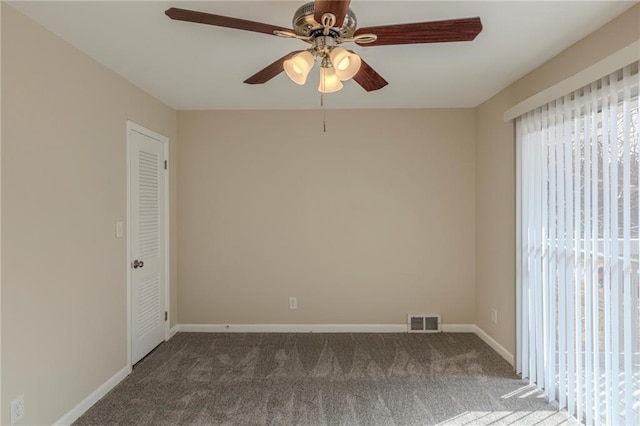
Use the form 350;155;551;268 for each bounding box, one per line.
516;62;639;425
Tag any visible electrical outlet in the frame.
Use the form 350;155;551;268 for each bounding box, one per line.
289;297;297;310
11;394;24;425
492;308;498;324
115;220;124;238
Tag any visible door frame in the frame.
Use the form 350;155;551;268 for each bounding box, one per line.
126;120;170;368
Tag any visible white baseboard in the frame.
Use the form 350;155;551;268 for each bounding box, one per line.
441;324;476;333
474;325;515;366
178;323;407;333
177;323;477;334
174;324;511;366
54;365;131;426
177;323;511;364
167;325;179;340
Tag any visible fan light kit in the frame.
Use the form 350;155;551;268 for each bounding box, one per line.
165;0;483;94
278;5;370;93
284;46;362;93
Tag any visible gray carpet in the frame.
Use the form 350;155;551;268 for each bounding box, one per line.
74;333;577;425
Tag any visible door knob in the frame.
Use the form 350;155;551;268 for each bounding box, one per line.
132;259;144;269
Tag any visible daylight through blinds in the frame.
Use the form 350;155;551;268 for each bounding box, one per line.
516;62;640;425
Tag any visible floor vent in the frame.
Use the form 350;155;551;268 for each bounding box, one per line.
407;314;441;333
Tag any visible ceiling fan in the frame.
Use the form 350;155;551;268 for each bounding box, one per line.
166;0;482;93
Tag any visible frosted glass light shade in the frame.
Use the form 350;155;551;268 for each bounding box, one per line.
318;66;343;93
283;51;314;85
329;47;361;81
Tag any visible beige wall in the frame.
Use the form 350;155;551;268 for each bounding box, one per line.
178;109;476;325
2;0;638;423
1;5;178;425
475;4;640;356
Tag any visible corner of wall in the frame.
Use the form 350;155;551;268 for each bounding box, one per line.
472;2;640;361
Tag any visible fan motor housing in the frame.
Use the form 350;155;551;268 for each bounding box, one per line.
292;2;357;38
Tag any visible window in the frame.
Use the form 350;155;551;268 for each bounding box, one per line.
517;62;639;425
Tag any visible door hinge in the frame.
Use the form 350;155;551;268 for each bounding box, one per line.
164;160;167;170
165;311;168;321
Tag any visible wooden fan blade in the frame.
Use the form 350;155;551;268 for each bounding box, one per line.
244;51;302;85
314;0;351;28
165;7;290;36
352;58;388;92
355;17;482;46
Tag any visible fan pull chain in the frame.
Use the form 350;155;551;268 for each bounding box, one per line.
320;88;326;133
322;94;327;133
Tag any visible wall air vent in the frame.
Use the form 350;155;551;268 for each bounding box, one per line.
407;314;441;333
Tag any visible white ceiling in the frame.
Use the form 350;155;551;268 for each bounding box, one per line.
9;1;637;110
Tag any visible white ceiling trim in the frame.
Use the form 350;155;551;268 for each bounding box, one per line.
504;41;640;122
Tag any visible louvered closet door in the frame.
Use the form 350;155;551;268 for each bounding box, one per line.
130;128;166;365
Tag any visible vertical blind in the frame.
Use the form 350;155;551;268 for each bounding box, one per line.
517;62;639;425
